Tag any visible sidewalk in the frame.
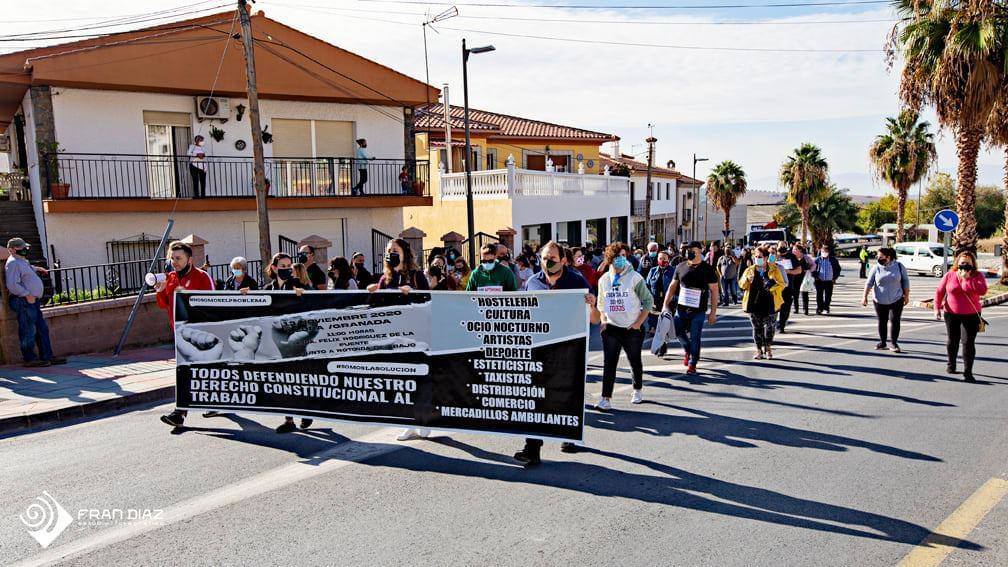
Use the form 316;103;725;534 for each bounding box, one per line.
0;345;175;435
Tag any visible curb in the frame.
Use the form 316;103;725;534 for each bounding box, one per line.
0;385;174;437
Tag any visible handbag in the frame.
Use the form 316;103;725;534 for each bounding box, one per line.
943;273;989;332
800;271;815;294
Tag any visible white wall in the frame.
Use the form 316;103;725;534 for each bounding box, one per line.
511;192;630;250
51;88;405;159
44;206;407;268
630;173;677;216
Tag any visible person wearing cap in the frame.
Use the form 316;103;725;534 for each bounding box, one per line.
5;238;66;367
351;138;372;196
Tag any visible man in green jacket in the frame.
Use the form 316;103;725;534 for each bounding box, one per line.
465;243;518;291
859;245;869;279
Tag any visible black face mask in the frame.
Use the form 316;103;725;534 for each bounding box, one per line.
958;263;974;272
385;252;401;268
297;252;309;264
175;263;191;277
544;259;562;274
14;246;29;257
277;267;293;280
686;250;697;261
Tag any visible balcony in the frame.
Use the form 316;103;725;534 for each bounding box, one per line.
40;153;431;213
439;168;629;201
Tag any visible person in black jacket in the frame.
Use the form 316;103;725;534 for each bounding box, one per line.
812;244;842;315
351;252;373;287
223;256;259;291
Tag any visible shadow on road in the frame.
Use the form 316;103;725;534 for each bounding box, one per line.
174;413;351;459
343;439;973;551
585;404;942;462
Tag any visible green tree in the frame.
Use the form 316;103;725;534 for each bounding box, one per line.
868;110;937;242
775;186;858;246
976;185;1007;238
856;202;896;235
779;143;829;243
920;172;956;220
706;160;748;240
890;0;1008;251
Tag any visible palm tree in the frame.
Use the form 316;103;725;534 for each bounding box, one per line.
889;0;1008;251
705;161;748;243
807;186;859;248
987;98;1008;283
779;143;829;243
868;110;937;243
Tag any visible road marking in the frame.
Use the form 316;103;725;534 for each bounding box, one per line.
897;477;1008;567
11;427;411;567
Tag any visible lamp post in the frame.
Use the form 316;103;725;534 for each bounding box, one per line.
462;38;495;266
692;154;708;242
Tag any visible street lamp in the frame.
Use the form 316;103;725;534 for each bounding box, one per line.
462;38;495;266
692;154;708;242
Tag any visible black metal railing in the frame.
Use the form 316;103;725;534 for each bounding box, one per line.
45;259;263;306
278;235;299;258
42;153;430;200
461;231;500;251
371;228;394;274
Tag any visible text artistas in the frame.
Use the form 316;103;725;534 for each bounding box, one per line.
444;295;579;429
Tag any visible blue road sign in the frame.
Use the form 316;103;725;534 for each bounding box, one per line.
933;209;959;232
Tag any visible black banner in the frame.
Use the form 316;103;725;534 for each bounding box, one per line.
174;290;588;441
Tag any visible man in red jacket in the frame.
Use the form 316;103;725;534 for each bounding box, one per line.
156;241;214;428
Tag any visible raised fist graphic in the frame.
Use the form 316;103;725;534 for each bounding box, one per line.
228;325;263;361
177;327;224;362
271;315;321;358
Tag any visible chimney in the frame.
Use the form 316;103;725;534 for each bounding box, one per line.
666;160;676;170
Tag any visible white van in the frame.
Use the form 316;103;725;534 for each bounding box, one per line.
893;242;954;277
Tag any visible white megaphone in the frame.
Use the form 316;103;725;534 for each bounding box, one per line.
145;272;167;287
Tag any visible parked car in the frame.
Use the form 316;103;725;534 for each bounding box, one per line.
894;242;953;277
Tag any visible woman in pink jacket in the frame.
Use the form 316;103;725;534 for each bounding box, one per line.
934;250;988;382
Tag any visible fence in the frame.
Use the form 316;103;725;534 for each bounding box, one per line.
370;229;395;274
44;259;262;306
278;235;299;258
43;153;430;200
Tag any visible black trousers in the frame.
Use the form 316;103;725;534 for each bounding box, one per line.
815;280;834;312
800;291;810;313
189;164;206;198
873;300;904;344
601;324;644;397
859;261;868;278
944;312;981;375
351;168;368;194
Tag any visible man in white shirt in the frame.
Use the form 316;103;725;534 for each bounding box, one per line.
351;138;371;196
187;135;207;198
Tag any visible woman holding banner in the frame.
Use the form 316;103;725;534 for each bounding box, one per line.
367;238;431;441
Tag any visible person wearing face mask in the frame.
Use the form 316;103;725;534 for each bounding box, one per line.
645;251;676;347
156;241;215;428
716;250;739;306
296;245;328;290
638;242;661;276
465;244;518;292
365;239;431;440
223;256;258;291
571;247;599;293
935;250;988;382
861;247;910;353
663;241;720;374
453;258;471;289
595;243;653;409
740;246;786;360
514;241;595;466
187;135;207;198
5;237;66;368
813;244;842;315
350;252;373;287
327;257;358;290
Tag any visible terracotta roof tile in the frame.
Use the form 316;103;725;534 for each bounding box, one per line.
417;103;618;141
600;153;703;185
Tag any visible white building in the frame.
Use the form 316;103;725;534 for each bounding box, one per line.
0;10;436;272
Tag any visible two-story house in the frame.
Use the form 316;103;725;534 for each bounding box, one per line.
407;103;629;253
0;9;435;271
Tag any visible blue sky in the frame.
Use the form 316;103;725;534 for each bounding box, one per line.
6;0;1005;194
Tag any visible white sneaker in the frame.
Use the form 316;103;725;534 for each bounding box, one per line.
396;427;426;441
596;397;612;411
631;390;643;404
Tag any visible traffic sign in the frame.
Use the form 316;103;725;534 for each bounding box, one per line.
933;209;959;232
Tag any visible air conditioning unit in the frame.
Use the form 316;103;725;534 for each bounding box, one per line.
195;96;230;121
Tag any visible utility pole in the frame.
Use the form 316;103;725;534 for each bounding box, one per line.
644;128;656;246
238;0;271;277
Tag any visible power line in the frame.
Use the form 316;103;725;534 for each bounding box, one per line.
272;2;896;25
352;0;891;9
1;1;230;39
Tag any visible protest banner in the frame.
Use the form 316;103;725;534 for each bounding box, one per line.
173;290;588;441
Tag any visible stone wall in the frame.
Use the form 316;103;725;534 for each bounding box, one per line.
0;266;171;364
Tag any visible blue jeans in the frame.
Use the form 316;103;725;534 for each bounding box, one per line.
9;296;54;362
673;309;706;366
719;276;738;304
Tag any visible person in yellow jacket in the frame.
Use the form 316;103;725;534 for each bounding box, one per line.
739;246;786;359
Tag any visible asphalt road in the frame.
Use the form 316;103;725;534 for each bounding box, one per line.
3;260;1007;566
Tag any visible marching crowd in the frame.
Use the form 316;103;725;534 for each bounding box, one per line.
74;230;986;468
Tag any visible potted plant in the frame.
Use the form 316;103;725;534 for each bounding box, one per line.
37;141;69;198
411;179;425;196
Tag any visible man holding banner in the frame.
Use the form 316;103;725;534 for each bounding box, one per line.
514;241;596;467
